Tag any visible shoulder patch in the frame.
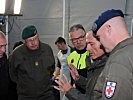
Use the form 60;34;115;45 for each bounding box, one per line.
105;81;117;99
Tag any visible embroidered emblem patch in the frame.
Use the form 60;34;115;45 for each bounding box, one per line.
105;81;117;99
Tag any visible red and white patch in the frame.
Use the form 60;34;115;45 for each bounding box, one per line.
105;81;117;99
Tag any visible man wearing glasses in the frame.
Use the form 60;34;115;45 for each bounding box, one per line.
9;25;55;100
67;24;89;94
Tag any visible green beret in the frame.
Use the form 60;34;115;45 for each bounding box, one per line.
22;25;37;40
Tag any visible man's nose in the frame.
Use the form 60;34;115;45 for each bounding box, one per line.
31;40;36;45
77;39;81;44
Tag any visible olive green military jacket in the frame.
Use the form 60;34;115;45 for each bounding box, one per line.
9;42;55;99
99;37;133;100
66;37;133;100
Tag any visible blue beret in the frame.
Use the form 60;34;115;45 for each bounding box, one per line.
92;9;124;35
22;25;37;40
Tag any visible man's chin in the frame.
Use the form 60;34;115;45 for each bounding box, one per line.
0;54;3;58
30;47;38;50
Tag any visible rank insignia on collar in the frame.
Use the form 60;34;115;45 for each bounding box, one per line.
105;81;117;99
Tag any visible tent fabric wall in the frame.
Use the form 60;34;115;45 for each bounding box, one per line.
8;0;133;57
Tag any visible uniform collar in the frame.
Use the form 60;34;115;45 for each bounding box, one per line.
111;37;133;55
61;49;68;54
75;46;87;54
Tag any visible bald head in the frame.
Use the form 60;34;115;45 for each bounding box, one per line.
0;31;7;58
106;16;128;35
96;16;130;52
0;31;6;38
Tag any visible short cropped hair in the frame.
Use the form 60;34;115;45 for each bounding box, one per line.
69;24;86;33
55;37;66;45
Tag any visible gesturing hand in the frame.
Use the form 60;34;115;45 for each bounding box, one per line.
69;64;80;81
54;74;72;94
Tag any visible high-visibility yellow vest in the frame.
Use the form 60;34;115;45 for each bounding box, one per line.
67;50;89;69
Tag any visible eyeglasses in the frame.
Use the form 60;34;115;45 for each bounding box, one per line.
70;34;85;43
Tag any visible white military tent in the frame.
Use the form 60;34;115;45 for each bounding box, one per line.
0;0;133;57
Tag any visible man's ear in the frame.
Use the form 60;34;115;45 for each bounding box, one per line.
105;24;111;36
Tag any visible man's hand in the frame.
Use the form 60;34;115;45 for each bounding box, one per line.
69;64;80;81
54;74;72;94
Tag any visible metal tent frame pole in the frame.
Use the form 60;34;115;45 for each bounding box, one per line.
5;16;8;57
131;19;133;36
62;0;65;38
